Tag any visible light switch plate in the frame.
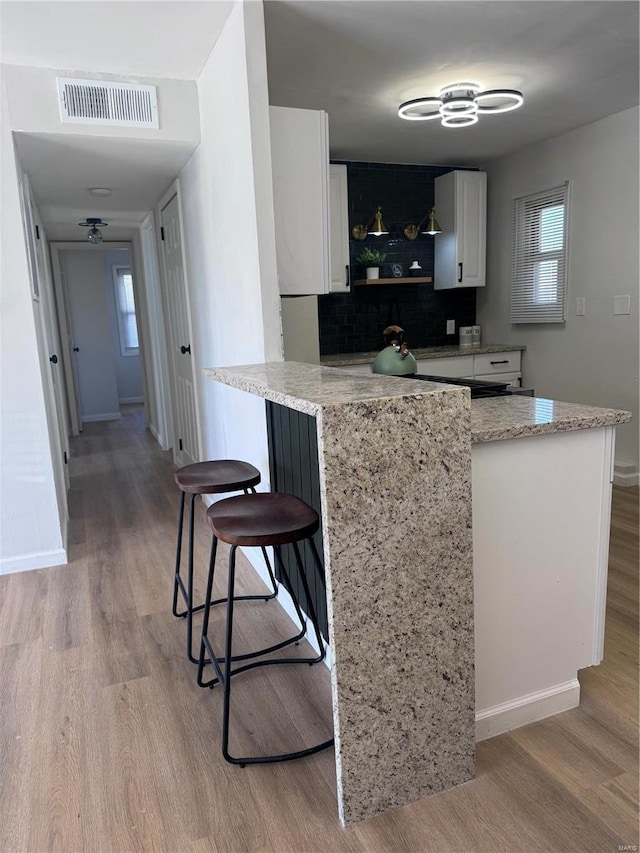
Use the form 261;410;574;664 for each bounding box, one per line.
446;319;455;335
614;295;630;315
576;297;585;316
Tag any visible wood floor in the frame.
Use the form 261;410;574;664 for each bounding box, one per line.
1;405;638;853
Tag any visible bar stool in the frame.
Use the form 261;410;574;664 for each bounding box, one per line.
172;460;279;662
197;492;334;766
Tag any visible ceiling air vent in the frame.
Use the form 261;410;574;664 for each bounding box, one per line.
56;78;159;128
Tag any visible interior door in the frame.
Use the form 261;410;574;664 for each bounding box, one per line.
52;248;82;435
62;250;120;425
31;204;71;488
160;193;199;467
19;176;69;525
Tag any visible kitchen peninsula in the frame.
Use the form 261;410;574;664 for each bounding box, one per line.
203;362;630;826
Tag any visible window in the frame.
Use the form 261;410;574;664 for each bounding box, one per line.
113;265;139;356
511;182;569;323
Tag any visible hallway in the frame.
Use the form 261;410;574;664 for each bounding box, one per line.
0;409;638;852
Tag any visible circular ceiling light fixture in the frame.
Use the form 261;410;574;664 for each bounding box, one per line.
87;187;112;197
399;81;523;127
78;217;108;244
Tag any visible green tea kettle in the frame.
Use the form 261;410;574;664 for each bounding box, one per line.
371;325;418;376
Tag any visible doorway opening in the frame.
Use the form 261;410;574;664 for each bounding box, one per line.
51;242;145;433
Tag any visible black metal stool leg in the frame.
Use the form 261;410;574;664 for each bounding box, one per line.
184;493;201;662
172;490;186;617
291;540;326;665
197;535;219;687
221;545;238;765
216;540;333;767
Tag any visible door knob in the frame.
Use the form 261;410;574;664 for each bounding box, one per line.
49;354;58;364
73;346;79;352
180;344;191;355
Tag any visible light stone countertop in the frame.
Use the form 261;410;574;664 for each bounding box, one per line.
321;344;526;367
204;362;631;444
203;361;465;416
470;396;631;443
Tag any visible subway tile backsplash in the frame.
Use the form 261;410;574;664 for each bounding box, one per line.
319;161;477;355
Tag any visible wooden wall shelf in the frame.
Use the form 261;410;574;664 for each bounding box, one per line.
353;276;432;286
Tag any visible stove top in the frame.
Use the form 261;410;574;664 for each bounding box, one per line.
401;374;510;399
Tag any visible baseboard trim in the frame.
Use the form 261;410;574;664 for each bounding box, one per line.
0;548;68;575
119;397;144;404
475;678;580;741
613;464;639;487
81;412;121;424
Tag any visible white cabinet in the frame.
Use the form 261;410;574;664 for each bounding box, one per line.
270;108;350;296
416;356;473;378
417;351;521;385
329;164;350;293
270;106;330;295
336;350;522;386
434;170;486;290
474;351;521;375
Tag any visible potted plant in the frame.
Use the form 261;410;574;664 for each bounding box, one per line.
357;247;386;280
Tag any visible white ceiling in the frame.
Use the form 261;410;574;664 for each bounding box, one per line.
0;1;233;80
263;0;640;165
14;132;196;225
7;0;639;232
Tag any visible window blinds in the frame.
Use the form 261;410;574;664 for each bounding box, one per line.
511;182;569;323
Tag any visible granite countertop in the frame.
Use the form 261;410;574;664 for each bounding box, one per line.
203;361;465;416
321;344;527;367
205;362;631;443
471;396;631;443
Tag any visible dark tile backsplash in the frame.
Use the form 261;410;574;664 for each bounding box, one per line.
319;161;478;355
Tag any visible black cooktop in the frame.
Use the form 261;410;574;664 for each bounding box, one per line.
401;374;510;399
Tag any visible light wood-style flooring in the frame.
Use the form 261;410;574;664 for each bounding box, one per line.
1;406;638;852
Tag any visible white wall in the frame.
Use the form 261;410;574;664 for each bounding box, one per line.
478;107;639;474
177;1;282;482
2;64;200;144
102;248;144;402
61;249;120;422
0;82;65;573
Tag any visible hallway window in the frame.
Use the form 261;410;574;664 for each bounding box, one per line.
113;265;139;356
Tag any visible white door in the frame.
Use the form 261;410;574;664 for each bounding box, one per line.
160;192;199;467
31;205;71;488
52;249;82;435
62;250;120;426
20;177;69;524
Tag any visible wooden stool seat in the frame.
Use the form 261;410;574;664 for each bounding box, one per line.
207;493;319;547
174;460;261;495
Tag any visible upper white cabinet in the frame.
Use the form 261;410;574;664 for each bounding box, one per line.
434;170;486;290
270;106;331;296
329;164;350;293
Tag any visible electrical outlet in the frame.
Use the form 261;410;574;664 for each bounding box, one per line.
576;297;585;316
446;319;455;335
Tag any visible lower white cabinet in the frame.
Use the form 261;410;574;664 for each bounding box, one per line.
477;372;521;388
416;356;473;377
474;351;521;375
418;351;522;385
335;350;523;386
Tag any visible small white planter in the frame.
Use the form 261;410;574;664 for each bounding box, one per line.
366;266;380;280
